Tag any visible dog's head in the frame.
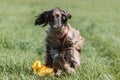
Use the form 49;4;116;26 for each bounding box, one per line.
35;7;71;29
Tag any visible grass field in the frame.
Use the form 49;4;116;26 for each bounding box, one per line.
0;0;120;80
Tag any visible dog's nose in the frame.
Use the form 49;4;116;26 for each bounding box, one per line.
55;13;60;18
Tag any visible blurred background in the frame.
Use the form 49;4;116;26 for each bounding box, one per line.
0;0;120;80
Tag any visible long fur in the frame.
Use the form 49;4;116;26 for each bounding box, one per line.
35;7;84;76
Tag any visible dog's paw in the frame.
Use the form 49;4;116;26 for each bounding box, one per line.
67;68;75;74
64;63;75;73
54;69;62;77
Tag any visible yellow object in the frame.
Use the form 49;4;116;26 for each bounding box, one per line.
32;60;54;76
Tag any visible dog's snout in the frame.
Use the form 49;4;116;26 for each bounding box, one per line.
55;13;60;18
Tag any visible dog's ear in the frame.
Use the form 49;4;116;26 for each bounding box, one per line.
66;12;72;19
62;11;72;24
35;11;51;27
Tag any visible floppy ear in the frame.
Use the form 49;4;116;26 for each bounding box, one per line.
35;11;51;27
62;11;72;24
65;12;72;19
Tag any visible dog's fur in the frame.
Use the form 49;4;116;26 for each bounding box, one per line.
35;7;84;76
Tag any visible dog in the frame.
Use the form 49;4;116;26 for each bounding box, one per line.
35;7;84;76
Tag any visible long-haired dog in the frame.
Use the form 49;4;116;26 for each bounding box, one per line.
35;7;84;76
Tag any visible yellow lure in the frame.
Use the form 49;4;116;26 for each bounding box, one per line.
32;60;54;76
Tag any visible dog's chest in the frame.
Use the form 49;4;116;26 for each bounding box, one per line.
46;35;62;49
46;27;76;49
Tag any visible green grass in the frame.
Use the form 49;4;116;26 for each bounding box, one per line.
0;0;120;80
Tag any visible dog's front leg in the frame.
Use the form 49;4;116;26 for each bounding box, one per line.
51;49;64;76
64;48;80;71
45;45;53;68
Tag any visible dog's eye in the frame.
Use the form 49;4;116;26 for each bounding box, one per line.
51;15;54;18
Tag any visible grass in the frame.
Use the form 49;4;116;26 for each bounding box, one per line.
0;0;120;80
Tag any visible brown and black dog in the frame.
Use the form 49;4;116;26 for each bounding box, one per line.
35;7;84;76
